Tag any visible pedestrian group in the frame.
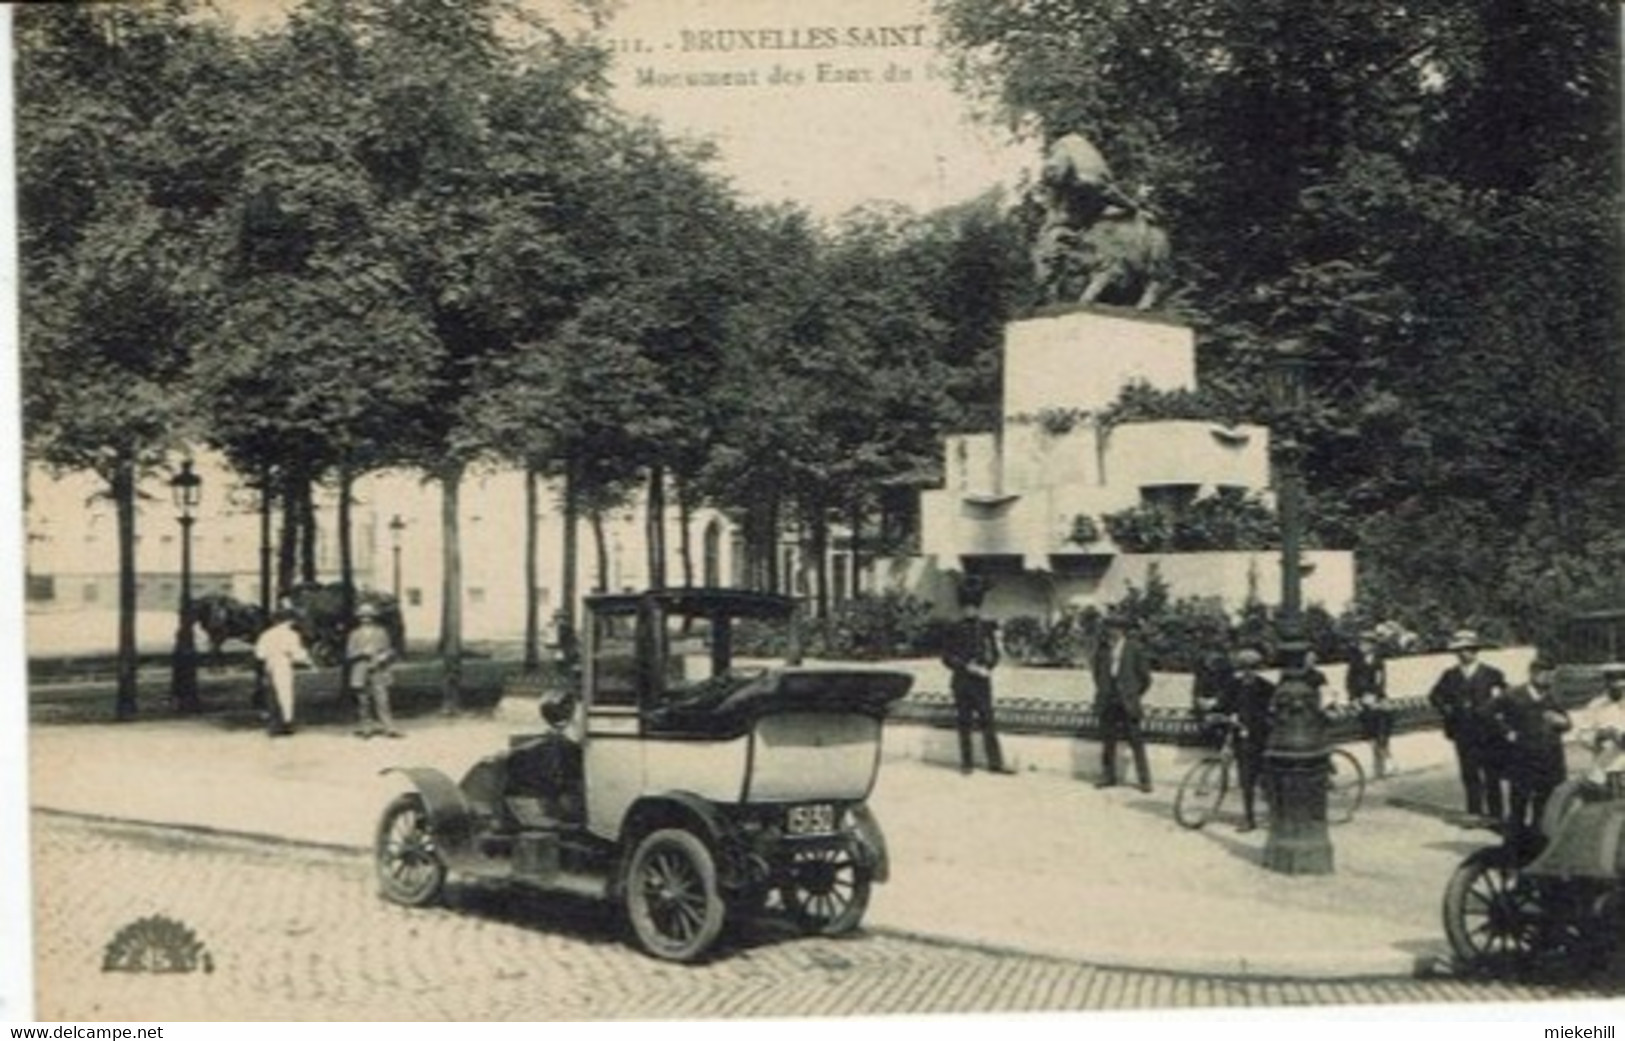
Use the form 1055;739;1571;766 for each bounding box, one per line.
940;583;1624;837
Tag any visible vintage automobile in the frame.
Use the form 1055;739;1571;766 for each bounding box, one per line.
373;588;912;962
1442;777;1625;976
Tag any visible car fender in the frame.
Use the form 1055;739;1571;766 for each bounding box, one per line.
849;803;889;883
380;766;479;869
615;791;737;896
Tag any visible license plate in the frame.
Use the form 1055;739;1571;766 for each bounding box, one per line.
786;803;836;836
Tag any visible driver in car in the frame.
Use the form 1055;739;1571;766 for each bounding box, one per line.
506;689;584;824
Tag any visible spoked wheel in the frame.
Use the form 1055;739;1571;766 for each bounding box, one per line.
1443;846;1542;974
375;793;446;907
624;828;726;962
1326;748;1366;825
779;843;873;936
1174;759;1228;830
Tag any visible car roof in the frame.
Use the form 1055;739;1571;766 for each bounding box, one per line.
585;587;797;617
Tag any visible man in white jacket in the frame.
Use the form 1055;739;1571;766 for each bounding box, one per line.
254;609;312;737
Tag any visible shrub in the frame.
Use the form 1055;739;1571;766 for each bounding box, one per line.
1103;489;1277;553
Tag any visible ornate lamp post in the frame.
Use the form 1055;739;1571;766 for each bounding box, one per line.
1262;342;1335;875
169;459;203;714
389;514;406;603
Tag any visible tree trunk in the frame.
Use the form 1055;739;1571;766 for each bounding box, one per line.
646;464;666;589
591;505;609;592
848;497;863;599
764;492;781;593
254;470;273;710
277;467;299;597
337;461;356;697
438;461;464;713
298;471;317;585
112;454;138;720
561;455;579;641
677;474;694;589
523;465;540;672
811;510;830;620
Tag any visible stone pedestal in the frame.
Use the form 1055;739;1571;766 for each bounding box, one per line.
1000;307;1196;494
1002;306;1195;421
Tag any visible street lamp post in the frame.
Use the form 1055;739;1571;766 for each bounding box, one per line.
1262;343;1335;875
389;514;405;603
170;459;203;714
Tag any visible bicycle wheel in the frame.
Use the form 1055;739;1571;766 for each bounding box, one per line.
1326;748;1366;824
1174;758;1229;829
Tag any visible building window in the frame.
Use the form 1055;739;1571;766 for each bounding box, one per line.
26;574;55;602
407;588;422;608
468;587;485;605
83;582;99;604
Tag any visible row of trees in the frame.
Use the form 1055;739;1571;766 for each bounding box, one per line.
20;1;1622;716
941;0;1625;648
16;0;1031;715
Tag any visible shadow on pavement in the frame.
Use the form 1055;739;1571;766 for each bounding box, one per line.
442;878;840;965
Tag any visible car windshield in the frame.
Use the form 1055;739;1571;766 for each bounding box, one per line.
658;603;785;701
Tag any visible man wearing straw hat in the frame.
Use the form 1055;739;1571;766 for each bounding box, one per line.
347;600;403;739
1428;629;1508;823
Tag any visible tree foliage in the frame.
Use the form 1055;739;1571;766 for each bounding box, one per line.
940;0;1622;641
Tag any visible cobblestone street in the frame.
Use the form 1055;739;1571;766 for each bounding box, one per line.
30;812;1622;1021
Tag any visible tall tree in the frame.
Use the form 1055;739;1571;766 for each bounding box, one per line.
16;2;241;717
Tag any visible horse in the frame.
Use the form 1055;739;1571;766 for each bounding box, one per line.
192;594;268;667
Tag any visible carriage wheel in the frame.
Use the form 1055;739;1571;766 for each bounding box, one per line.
779;844;873;936
1326;748;1366;825
374;794;446;907
624;828;726;962
1443;846;1541;973
1174;759;1228;830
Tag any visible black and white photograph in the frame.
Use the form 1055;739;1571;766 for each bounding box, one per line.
5;0;1625;1027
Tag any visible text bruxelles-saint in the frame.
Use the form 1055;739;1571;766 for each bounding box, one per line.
679;25;929;52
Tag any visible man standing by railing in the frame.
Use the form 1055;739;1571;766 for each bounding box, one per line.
1093;615;1153;792
1428;630;1508;825
940;580;1012;776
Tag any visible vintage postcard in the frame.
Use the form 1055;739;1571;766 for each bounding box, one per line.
7;0;1623;1028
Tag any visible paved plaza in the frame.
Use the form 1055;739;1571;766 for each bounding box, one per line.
29;813;1619;1020
24;694;1603;981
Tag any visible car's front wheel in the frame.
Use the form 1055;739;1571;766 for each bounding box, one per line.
779;843;873;936
375;793;446;907
624;828;726;962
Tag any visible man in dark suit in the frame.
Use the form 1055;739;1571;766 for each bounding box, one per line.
940;584;1011;775
1347;631;1392;778
1428;629;1509;823
1219;647;1275;832
1092;615;1153;792
1496;656;1571;832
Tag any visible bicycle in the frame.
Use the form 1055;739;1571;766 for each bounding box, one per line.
1174;715;1367;829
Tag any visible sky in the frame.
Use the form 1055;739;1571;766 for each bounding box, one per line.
578;0;1034;218
216;0;1038;220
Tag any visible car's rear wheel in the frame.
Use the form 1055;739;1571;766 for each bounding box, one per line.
779;843;872;936
625;828;726;962
375;793;446;907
